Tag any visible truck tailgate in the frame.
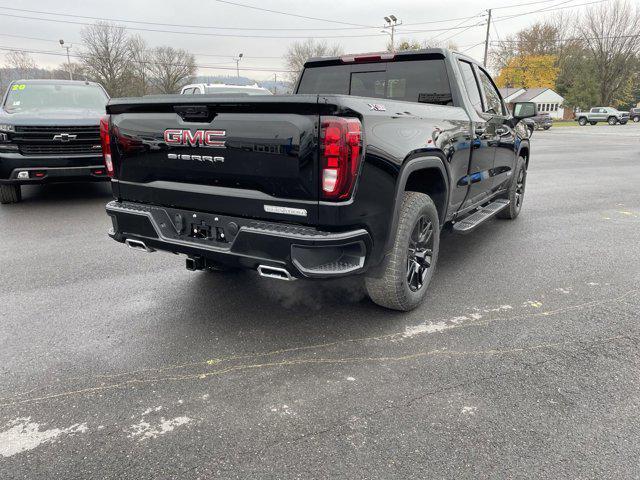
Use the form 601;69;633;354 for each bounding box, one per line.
107;98;321;224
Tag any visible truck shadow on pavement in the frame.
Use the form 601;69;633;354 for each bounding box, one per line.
18;182;112;204
173;221;516;338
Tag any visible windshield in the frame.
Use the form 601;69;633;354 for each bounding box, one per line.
4;83;108;113
297;59;452;105
202;87;272;95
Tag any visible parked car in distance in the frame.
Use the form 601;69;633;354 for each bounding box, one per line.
180;83;273;96
575;107;629;126
103;48;536;311
0;79;110;204
630;107;640;123
523;112;552;133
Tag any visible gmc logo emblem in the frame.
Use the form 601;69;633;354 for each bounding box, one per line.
163;129;226;148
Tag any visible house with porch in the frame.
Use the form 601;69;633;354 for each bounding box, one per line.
499;87;567;120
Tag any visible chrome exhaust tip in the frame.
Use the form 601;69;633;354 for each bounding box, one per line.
257;265;295;281
125;238;155;253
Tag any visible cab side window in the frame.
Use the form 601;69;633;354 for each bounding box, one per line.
458;60;483;114
477;68;505;116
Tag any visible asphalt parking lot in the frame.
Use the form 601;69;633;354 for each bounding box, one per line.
1;124;639;479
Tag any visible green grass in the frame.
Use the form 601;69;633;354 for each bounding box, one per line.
550;120;577;127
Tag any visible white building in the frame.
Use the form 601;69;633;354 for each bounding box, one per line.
499;88;566;120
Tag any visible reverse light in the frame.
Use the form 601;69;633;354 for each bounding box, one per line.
320;116;362;200
99;115;113;177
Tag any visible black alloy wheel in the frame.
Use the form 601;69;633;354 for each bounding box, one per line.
406;215;434;292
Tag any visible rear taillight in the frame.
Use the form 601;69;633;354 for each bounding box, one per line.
100;115;113;177
320;116;362;201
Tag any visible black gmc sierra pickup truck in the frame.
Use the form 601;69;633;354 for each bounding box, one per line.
104;49;536;311
0;79;109;204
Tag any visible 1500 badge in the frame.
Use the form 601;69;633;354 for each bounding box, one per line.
164;129;226;148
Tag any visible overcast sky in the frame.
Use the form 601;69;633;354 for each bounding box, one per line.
0;0;611;80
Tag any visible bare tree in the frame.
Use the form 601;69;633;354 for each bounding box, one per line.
284;39;343;84
79;22;132;96
128;34;151;96
147;47;196;94
5;50;37;79
579;0;640;105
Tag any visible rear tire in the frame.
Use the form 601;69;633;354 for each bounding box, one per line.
543;126;550;130
608;116;617;125
633;116;639;123
497;157;527;220
0;184;21;204
578;117;587;126
365;192;440;312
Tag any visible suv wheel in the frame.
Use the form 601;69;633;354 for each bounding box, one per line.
497;157;527;220
578;117;587;126
608;116;617;125
365;192;439;311
0;184;21;204
633;116;639;123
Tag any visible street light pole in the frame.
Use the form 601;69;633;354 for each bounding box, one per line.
235;53;243;79
383;15;402;52
59;39;73;80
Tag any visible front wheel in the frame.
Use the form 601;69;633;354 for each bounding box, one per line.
633;116;639;123
578;117;587;126
0;184;21;204
497;157;527;220
365;192;440;312
608;116;617;125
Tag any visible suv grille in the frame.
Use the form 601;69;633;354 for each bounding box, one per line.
14;125;101;156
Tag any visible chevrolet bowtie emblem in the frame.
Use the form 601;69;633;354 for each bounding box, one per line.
53;133;77;142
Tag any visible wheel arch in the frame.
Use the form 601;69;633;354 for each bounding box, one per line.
517;141;531;169
383;153;450;254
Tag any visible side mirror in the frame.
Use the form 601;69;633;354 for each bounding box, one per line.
513;102;537;120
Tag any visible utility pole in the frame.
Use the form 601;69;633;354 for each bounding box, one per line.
234;53;243;79
383;15;402;52
483;9;492;67
59;39;73;80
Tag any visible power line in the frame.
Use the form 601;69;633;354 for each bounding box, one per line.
0;5;377;31
0;33;284;60
490;33;640;44
0;45;296;72
210;0;375;28
0;12;486;39
490;0;578;9
494;0;613;22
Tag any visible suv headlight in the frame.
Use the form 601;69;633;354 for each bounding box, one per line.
0;124;15;133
